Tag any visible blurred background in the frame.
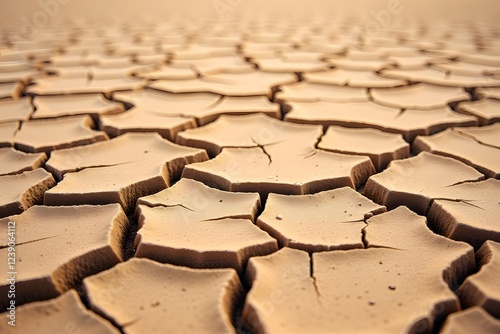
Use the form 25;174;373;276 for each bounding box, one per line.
1;0;498;30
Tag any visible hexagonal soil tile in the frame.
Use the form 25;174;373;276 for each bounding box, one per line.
0;97;33;123
413;127;500;178
371;83;469;110
243;207;474;333
0;168;55;217
176;113;322;157
285;101;477;142
32;94;125;120
380;68;500;87
0;147;47;176
0;290;119;334
45;132;208;180
318;126;409;171
440;307;500;334
0;121;19;147
303;69;406;88
149;71;296;98
256;187;386;252
457;241;500;317
135;178;277;272
326;57;390;71
0;204;129;310
364;152;485;215
456;98;500;125
84;258;242;334
100;109;196;141
14;115;109;154
27;76;145;95
427;179;500;249
275;82;369;103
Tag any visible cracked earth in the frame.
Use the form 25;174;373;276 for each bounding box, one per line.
0;2;500;333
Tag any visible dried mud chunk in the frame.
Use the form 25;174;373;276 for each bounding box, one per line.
0;168;55;217
0;147;47;176
319;126;409;171
183;144;374;198
440;307;500;334
456;98;500;125
137;178;261;221
256;187;386;252
303;69;405;88
0;204;128;310
134;65;197;80
364;152;484;215
44;161;169;213
32;94;124;120
244;208;474;333
84;258;242;334
251;58;329;73
176;113;322;157
27;76;145;95
427;179;500;248
171;56;254;75
413;127;500;178
275;82;369;103
0;97;32;123
371;83;469;110
0;121;19;147
457;241;500;317
14;115;109;153
150;71;296;98
46;132;208;180
100;109;196;141
0;290;119;334
136;207;277;273
285;101;477;142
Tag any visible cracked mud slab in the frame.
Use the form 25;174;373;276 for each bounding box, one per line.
303;69;405;88
364;152;485;215
0;204;128;310
275;82;369;103
32;94;125;120
318;126;410;171
0;121;19;147
370;83;469;110
0;290;119;334
285;101;477;141
413;127;500;178
0;168;55;217
0;97;32;123
0;147;47;176
14;115;109;154
84;258;242;334
257;187;386;252
244;207;474;334
135;178;277;272
456;98;500;125
457;241;500;316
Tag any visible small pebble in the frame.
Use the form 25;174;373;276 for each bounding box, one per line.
388;285;396;290
276;214;283;220
368;300;376;306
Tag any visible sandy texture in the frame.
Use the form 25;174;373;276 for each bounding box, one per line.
84;258;242;334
